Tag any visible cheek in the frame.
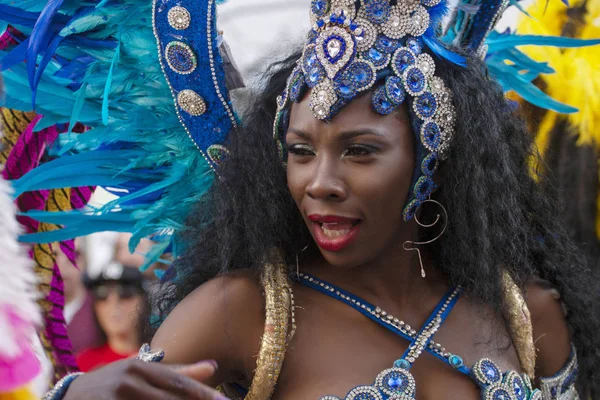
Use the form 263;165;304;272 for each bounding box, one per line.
94;303;110;322
353;149;415;211
287;163;309;207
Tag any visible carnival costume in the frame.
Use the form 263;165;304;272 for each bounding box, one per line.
0;0;597;399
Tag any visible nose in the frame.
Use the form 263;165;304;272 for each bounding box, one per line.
306;157;347;201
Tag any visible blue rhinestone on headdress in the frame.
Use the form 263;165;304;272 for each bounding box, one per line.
273;0;457;221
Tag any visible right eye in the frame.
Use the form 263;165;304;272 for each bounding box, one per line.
286;144;316;157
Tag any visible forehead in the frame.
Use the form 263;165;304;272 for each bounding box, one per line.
287;89;411;136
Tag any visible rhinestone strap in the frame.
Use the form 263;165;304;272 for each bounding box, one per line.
296;272;461;365
539;347;580;400
42;372;84;400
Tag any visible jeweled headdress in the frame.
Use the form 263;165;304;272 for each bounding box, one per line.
273;0;600;221
274;0;463;221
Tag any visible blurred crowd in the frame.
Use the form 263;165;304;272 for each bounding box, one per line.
31;233;165;396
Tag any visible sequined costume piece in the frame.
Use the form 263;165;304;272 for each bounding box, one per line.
245;254;293;400
501;271;535;379
296;272;579;400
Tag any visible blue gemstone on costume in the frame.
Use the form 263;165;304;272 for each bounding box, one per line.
403;199;421;221
335;73;357;99
307;66;325;88
394;359;411;369
375;35;399;54
316;19;325;28
513;377;526;400
350;22;358;31
415;176;435;200
311;0;328;17
406;37;422;55
388;375;404;390
415;92;437;119
405;66;426;94
165;42;197;74
385;76;406;105
348;61;375;90
394;48;416;74
365;0;391;24
363;48;389;69
289;75;306;103
561;368;577;391
448;354;464;369
481;361;501;383
372;85;394;115
492;389;512;400
369;48;384;62
303;46;318;70
421;121;441;151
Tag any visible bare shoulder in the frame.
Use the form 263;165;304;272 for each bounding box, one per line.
151;269;265;381
524;278;572;378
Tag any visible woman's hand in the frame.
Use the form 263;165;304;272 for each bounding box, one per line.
63;359;229;400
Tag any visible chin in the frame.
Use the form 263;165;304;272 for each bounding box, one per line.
317;246;374;270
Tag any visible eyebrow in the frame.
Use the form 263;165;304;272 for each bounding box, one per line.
286;128;385;140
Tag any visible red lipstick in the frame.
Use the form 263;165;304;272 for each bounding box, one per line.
308;214;361;252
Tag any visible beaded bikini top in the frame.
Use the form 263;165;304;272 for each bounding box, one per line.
296;273;580;400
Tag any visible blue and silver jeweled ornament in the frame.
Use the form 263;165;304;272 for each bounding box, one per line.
165;41;197;75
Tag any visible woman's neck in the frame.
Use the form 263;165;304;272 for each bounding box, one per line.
302;229;449;316
108;332;140;356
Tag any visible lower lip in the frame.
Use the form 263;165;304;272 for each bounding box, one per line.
311;222;361;252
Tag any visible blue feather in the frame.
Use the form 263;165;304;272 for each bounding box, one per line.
102;40;120;125
487;34;600;53
27;0;65;89
488;62;578;113
422;36;466;66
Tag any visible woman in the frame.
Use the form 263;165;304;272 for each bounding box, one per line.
4;0;599;399
61;20;599;400
76;263;148;372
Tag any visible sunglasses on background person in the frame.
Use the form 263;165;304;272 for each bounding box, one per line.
92;283;144;301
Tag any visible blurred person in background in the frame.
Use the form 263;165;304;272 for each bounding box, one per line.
54;238;103;354
76;262;147;372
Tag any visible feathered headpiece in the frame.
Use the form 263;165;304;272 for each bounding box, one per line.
0;0;240;379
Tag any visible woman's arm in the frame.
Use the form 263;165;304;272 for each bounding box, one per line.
151;270;267;386
525;280;572;379
60;270;266;399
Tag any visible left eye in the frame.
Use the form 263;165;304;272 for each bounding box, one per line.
342;145;375;157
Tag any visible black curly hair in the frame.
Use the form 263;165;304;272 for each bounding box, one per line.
153;50;600;396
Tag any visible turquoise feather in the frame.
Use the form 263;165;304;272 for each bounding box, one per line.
0;0;218;264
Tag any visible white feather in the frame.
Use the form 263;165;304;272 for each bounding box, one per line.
0;154;41;359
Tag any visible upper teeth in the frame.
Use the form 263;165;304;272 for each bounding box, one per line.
322;226;351;238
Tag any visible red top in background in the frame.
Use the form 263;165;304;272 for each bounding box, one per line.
76;344;133;372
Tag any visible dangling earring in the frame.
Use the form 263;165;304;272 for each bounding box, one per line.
403;198;448;278
296;245;309;278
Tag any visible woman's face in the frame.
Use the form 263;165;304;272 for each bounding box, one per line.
286;91;415;268
93;283;143;341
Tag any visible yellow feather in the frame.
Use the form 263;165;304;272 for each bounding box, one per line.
0;387;38;400
517;0;600;240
